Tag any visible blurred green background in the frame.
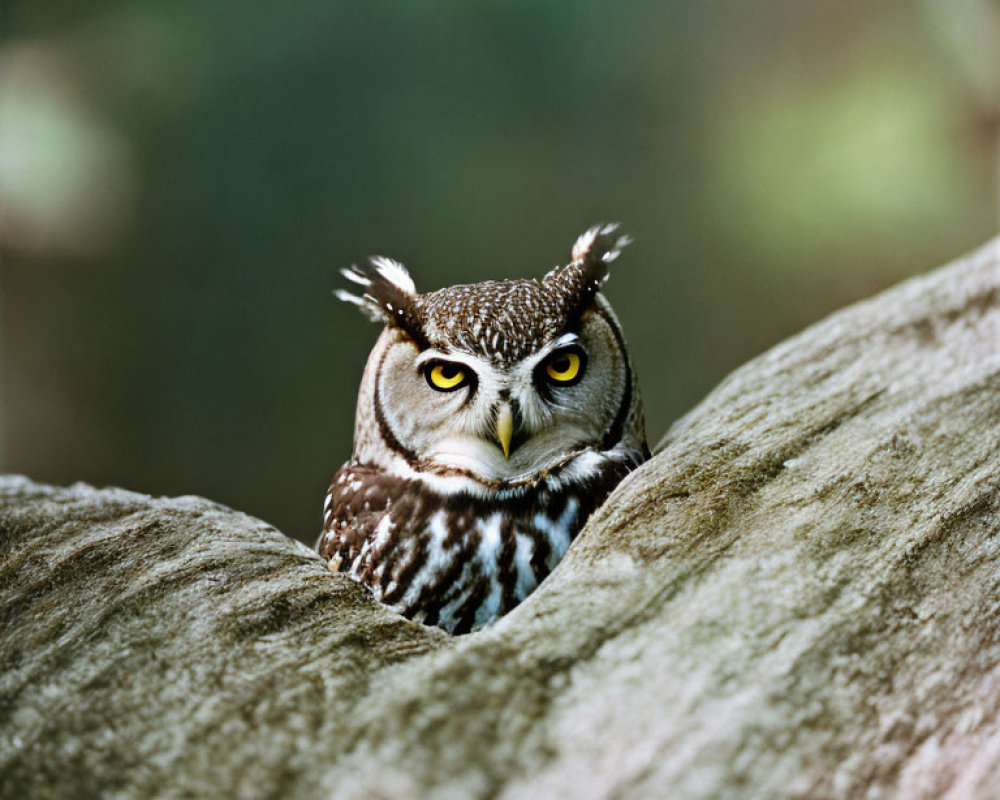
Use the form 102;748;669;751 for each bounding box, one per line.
1;0;997;543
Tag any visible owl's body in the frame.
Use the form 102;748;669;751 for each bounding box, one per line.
319;225;648;634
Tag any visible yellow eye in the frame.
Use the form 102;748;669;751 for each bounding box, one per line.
544;350;583;384
427;362;467;391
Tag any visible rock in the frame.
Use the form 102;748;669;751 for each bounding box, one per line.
2;238;999;799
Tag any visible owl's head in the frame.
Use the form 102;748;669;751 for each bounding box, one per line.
337;224;647;493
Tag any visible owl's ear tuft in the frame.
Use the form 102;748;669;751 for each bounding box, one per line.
336;257;426;340
569;222;631;286
544;223;631;316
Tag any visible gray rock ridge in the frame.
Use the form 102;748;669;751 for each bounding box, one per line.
2;237;999;799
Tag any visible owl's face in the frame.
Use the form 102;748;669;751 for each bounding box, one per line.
338;225;646;491
371;300;631;482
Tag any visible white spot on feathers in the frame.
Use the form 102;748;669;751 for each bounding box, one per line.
535;497;579;571
514;531;538;599
368;256;416;295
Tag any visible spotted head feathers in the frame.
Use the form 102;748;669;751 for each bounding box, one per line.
335;223;631;362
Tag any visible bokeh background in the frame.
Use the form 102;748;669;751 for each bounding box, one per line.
1;0;998;544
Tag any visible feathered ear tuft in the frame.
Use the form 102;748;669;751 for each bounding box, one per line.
569;222;631;287
335;256;425;341
543;223;631;317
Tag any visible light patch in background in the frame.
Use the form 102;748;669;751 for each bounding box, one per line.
707;51;983;280
0;43;136;259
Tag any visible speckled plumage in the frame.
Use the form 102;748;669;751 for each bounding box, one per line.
419;279;572;363
320;456;635;634
320;224;648;634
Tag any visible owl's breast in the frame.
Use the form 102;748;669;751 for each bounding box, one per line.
319;454;633;634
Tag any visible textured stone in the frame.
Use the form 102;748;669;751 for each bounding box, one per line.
3;238;1000;799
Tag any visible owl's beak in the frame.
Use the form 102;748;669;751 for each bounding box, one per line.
495;405;514;460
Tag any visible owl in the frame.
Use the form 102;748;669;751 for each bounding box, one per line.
318;224;649;634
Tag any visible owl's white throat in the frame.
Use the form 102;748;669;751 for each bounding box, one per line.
377;436;625;502
414;433;616;491
425;435;534;481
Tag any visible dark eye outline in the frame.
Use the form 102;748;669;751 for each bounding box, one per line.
422;360;476;393
536;345;587;389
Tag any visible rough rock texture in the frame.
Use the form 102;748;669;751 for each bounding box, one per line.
3;238;1000;800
